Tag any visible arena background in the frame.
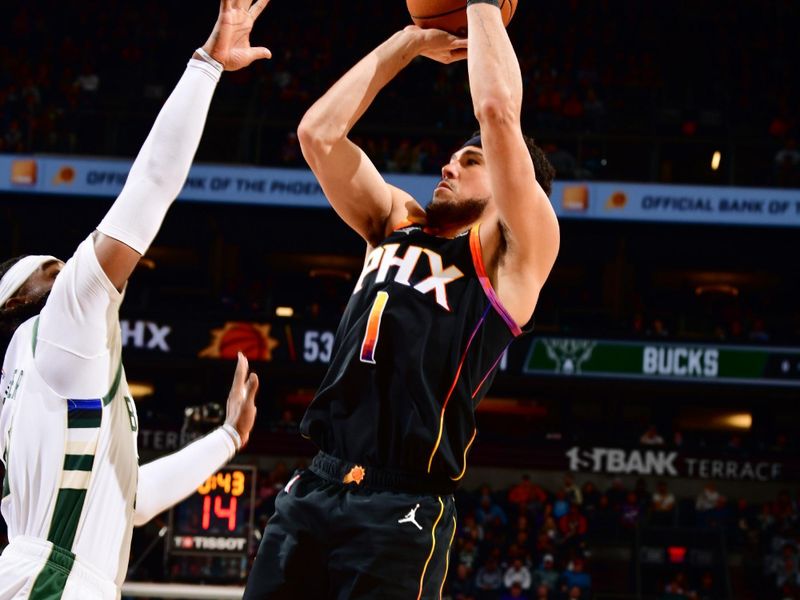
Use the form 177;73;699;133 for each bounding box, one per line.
1;1;799;599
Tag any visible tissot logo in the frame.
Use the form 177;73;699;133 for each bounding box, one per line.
173;535;247;551
354;243;463;311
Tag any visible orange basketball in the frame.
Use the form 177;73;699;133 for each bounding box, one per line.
407;0;517;36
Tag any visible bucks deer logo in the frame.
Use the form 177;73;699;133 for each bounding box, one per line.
543;339;597;375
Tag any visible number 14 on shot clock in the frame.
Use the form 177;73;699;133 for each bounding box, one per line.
168;465;257;556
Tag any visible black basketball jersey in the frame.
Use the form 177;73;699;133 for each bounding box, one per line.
300;222;530;482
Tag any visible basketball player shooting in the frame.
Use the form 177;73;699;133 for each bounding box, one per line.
0;1;271;597
243;1;559;598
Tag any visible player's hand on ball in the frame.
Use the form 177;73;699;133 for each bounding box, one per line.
405;25;467;64
225;352;259;449
202;0;272;71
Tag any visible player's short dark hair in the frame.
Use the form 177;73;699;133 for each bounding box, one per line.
523;134;555;198
468;131;555;197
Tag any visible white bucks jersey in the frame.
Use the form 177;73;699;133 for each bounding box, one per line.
0;315;139;587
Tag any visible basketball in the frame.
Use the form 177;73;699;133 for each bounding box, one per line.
407;0;517;36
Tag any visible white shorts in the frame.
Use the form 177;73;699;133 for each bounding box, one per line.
0;536;119;600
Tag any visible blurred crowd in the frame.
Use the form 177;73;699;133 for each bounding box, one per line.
247;464;800;600
1;1;798;185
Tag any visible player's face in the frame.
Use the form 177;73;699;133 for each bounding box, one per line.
8;260;64;307
432;146;492;207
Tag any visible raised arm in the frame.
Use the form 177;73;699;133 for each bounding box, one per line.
33;0;272;399
95;0;272;290
297;27;466;246
134;354;258;525
467;1;559;323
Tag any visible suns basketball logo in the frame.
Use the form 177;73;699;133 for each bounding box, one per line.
199;322;280;361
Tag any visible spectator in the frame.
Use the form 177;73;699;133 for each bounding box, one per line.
461;513;485;543
562;474;583;506
772;490;797;530
508;474;548;514
514;514;531;536
726;432;747;455
273;408;298;433
662;572;689;599
477;489;509;528
696;483;726;529
450;563;478;600
621;492;642;529
641;424;665;445
531;555;559;593
503;558;533;591
561;558;592;596
566;586;582;599
500;582;530;600
581;481;602;518
535;530;557;558
696;572;716;600
775;556;800;590
553;491;570;520
774;138;800;187
732;498;758;546
541;515;560;546
474;556;503;600
651;481;676;525
559;504;588;548
459;538;480;571
513;530;535;559
533;584;550;600
505;543;530;566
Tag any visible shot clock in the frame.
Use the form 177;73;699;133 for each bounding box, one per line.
168;465;256;556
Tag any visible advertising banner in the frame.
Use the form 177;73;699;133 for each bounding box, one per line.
3;154;800;227
524;337;800;387
565;446;789;482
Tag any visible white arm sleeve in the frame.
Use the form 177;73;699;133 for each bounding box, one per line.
133;427;238;527
35;236;123;398
35;58;220;398
97;58;221;255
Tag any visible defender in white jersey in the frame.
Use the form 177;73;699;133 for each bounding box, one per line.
0;1;274;597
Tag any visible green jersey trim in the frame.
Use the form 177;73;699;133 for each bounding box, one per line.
28;543;76;600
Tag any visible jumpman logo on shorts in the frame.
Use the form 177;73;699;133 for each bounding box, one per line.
398;504;423;530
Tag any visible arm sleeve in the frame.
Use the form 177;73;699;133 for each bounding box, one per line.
96;58;221;255
35;236;123;398
35;59;221;399
133;427;237;527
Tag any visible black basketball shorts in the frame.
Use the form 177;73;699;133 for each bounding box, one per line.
243;455;457;599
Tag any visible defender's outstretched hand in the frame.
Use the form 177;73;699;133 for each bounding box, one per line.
202;0;273;71
225;352;259;449
404;25;467;64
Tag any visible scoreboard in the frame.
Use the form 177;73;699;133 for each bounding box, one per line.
168;465;256;556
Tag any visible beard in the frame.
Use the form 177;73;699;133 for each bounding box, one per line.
425;194;489;231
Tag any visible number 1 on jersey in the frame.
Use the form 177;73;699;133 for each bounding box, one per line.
360;291;389;364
